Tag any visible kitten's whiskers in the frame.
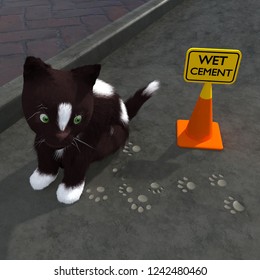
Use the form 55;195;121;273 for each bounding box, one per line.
74;137;95;150
37;104;48;110
27;105;48;122
27;111;40;121
34;138;45;149
72;139;81;153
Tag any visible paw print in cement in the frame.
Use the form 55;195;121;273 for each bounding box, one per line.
122;141;141;157
224;196;245;215
119;183;153;213
177;177;196;193
86;186;108;202
148;182;164;194
209;174;227;187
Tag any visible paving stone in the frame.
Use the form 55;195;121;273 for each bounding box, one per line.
0;7;25;16
26;17;81;29
0;42;24;56
0;29;58;43
26;38;63;60
0;14;25;32
60;25;91;46
3;0;47;8
80;15;111;33
0;54;25;85
0;0;150;86
52;8;103;19
25;6;51;20
103;6;129;21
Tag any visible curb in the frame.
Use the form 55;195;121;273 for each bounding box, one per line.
0;0;183;133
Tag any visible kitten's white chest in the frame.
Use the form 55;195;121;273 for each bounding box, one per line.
55;148;64;159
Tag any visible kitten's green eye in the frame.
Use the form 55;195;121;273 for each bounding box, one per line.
74;115;82;125
40;113;49;123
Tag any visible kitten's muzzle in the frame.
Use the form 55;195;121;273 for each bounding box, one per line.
56;130;70;141
46;130;72;149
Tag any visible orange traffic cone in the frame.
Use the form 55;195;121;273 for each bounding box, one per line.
177;83;223;150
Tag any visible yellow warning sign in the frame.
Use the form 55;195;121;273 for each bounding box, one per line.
184;48;242;84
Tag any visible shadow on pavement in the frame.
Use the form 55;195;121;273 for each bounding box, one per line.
0;154;116;259
123;144;186;181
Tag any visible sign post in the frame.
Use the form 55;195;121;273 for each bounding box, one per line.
177;48;242;150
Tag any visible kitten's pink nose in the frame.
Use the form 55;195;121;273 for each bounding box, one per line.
56;130;70;141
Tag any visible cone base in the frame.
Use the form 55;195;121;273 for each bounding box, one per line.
176;120;224;150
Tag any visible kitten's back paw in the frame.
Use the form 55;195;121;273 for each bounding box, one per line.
56;182;85;204
30;169;57;190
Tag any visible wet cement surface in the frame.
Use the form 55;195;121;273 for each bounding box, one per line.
1;0;260;259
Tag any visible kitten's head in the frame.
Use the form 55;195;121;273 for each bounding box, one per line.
22;56;101;149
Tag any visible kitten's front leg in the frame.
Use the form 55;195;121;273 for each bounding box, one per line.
56;156;89;204
30;140;60;190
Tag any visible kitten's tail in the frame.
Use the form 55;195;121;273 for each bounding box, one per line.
125;80;160;120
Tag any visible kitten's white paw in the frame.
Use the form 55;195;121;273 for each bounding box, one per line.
30;169;57;190
56;182;85;204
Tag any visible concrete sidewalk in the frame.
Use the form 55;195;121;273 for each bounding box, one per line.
0;0;151;86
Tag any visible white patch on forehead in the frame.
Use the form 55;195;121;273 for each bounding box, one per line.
119;99;129;125
93;79;115;97
58;103;72;131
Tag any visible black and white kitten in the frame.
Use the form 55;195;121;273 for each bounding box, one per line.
22;57;160;204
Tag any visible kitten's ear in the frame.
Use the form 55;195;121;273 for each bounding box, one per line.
23;56;51;80
71;64;101;88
